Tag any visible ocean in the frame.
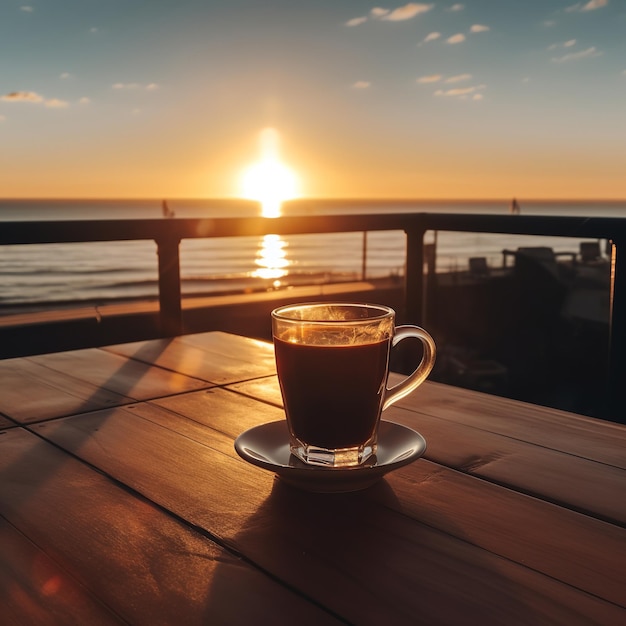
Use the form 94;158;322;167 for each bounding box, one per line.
1;198;624;311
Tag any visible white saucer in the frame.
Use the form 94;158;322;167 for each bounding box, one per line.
234;420;427;493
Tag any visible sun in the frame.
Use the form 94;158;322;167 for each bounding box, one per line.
240;128;300;217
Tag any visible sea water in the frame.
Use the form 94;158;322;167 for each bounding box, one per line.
1;198;624;310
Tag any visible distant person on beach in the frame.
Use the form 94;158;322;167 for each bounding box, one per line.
162;200;175;218
510;198;520;215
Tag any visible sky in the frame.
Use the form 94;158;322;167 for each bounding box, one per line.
0;0;625;200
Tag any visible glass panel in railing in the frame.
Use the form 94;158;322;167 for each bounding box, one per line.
422;230;611;419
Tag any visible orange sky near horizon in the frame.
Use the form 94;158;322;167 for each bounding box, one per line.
1;1;625;201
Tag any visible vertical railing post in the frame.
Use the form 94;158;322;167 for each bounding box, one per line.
362;231;368;281
404;219;426;326
156;236;182;337
607;236;625;420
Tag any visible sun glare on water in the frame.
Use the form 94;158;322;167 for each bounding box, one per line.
240;128;299;217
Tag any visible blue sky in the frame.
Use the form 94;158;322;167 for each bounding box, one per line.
1;1;624;199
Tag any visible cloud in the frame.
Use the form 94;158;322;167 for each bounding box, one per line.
470;24;490;33
421;32;441;44
548;40;576;50
418;74;473;85
434;84;486;99
445;73;472;83
551;46;602;62
566;0;608;12
417;74;443;83
112;82;159;90
382;3;434;21
346;16;367;26
446;33;466;44
352;81;371;89
1;91;69;107
90;27;99;33
1;91;44;103
347;4;433;26
0;115;6;122
20;6;33;12
60;72;74;80
448;3;464;11
78;97;91;104
45;98;69;108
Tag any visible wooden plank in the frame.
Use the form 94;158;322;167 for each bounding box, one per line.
33;398;625;622
28;347;209;400
104;332;276;384
0;415;16;430
0;428;342;625
0;517;124;625
177;330;275;363
400;380;626;469
227;375;282;406
0;359;131;423
387;404;626;525
382;459;626;608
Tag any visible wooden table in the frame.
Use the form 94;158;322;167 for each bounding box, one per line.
0;331;624;625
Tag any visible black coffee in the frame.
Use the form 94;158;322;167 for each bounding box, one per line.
274;336;390;449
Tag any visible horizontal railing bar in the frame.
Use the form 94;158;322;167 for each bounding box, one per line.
2;213;626;245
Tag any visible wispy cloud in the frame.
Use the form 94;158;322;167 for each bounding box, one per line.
0;91;69;107
418;73;473;85
1;91;43;103
60;72;74;80
548;40;576;50
417;74;443;83
45;98;69;108
346;3;433;26
352;81;371;89
552;46;602;62
446;33;466;44
346;16;367;26
447;3;464;11
434;84;486;99
383;3;433;21
470;24;490;33
0;115;6;122
20;5;34;13
112;82;159;90
78;97;91;104
445;73;472;83
566;0;608;12
371;8;390;18
420;32;441;44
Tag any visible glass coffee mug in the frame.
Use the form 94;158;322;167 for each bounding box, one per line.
272;302;436;467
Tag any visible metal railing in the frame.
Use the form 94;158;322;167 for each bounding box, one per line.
2;212;625;419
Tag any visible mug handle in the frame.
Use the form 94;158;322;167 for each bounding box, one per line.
382;325;436;411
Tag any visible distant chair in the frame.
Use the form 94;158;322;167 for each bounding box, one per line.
579;241;602;265
469;256;490;278
515;246;577;280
